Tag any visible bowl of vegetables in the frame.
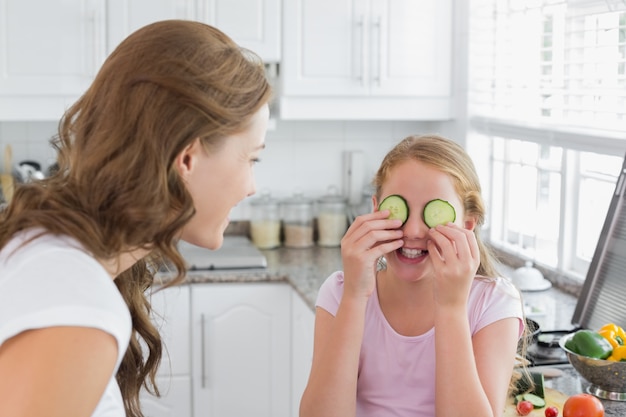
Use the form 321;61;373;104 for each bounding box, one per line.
559;323;626;401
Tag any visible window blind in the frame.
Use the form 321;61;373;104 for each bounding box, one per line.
469;0;626;146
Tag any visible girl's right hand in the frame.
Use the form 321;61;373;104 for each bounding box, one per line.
340;210;404;299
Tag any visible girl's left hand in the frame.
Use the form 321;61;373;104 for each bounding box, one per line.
426;223;480;308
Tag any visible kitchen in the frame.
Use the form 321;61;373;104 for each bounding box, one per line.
0;0;625;417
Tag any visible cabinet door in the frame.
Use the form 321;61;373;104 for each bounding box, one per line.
370;0;451;96
291;291;315;417
191;283;291;417
0;0;106;119
282;0;369;96
140;376;192;417
140;285;192;416
196;0;281;61
107;0;195;52
150;285;191;377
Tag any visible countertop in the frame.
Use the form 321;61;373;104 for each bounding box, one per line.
159;245;626;415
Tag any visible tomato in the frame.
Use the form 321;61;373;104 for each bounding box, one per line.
516;400;534;416
563;393;604;417
545;406;559;417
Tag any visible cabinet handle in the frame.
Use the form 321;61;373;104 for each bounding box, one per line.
357;15;366;86
372;16;382;87
200;313;207;388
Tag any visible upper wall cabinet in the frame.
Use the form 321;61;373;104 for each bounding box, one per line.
0;0;280;121
0;0;107;120
280;0;453;120
108;0;281;62
195;0;281;62
106;0;196;51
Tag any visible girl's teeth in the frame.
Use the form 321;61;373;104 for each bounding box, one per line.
401;248;426;258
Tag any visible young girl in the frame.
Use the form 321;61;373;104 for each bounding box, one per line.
0;20;271;417
300;135;524;417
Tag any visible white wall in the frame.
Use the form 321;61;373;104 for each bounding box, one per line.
0;1;470;220
0;119;457;219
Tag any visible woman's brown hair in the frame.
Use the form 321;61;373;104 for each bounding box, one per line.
0;20;271;417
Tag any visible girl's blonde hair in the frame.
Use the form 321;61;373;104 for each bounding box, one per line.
373;134;498;277
373;134;532;392
0;20;272;417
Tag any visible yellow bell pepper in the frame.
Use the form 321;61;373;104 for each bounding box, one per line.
598;323;625;350
607;345;626;362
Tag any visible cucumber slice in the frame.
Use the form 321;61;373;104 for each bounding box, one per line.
423;199;456;228
521;393;546;408
379;194;409;225
513;393;546;408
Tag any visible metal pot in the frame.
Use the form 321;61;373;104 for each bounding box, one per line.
13;160;44;183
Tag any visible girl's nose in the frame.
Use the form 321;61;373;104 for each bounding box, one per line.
401;208;429;238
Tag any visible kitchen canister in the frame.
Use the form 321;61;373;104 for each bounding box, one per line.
281;192;314;248
249;192;281;249
316;187;348;247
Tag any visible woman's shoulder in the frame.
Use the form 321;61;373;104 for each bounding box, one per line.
1;228;89;261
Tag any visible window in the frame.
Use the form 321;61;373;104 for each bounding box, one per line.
467;0;626;280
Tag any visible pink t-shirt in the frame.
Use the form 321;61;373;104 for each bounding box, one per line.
316;271;524;417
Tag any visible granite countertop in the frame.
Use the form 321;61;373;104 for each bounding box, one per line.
159;244;344;310
159;245;626;415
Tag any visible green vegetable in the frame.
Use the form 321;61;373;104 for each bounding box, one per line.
379;194;409;225
423;199;456;228
565;329;613;359
514;393;546;408
522;393;546;408
514;371;545;398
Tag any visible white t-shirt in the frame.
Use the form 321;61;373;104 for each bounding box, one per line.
0;229;132;417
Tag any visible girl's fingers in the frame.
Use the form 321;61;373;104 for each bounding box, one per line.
428;223;478;262
343;212;403;248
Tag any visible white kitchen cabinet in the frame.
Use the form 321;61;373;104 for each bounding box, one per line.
280;0;453;120
0;0;107;120
0;0;279;121
291;290;315;417
195;0;281;61
191;282;291;417
107;0;280;62
140;285;192;417
141;376;192;417
106;0;196;52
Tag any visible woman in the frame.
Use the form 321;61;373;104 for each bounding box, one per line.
300;135;524;417
0;20;271;417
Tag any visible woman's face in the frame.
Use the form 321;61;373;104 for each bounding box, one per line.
177;104;269;249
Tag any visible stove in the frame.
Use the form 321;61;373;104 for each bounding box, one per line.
525;329;575;366
177;236;267;270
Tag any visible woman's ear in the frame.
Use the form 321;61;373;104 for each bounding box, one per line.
174;138;202;180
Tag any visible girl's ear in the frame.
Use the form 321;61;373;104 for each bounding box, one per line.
371;195;379;213
464;216;477;231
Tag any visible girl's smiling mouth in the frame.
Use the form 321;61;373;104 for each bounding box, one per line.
399;247;428;259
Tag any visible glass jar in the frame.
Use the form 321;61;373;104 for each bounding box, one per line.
249;193;281;249
317;187;348;247
281;192;314;248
